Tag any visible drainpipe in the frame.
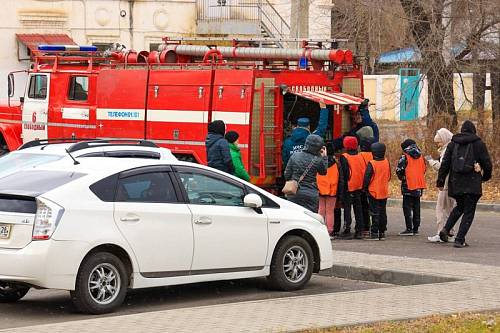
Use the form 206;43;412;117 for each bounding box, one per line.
128;0;134;49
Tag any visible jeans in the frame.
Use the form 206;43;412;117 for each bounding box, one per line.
343;190;364;233
369;196;388;235
318;196;337;234
403;195;421;232
444;194;480;244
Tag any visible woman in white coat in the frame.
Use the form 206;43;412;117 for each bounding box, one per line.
426;128;456;242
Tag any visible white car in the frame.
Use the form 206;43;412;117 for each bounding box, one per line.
0;139;177;180
0;157;333;314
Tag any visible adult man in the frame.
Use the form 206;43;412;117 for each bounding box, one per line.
437;120;493;248
282;100;329;167
205;120;234;174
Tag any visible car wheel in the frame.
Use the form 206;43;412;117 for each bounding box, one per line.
70;252;128;314
0;282;30;303
267;236;314;291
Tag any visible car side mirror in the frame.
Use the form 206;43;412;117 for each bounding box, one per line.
243;193;263;209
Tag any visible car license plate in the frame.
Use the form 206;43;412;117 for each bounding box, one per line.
0;224;11;239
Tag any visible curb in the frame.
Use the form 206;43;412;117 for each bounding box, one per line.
387;198;500;213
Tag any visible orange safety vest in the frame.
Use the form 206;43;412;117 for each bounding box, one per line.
368;159;391;199
317;163;340;196
404;153;427;190
342;153;366;192
360;151;373;165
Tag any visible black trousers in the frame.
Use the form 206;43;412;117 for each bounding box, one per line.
343;190;364;233
334;208;342;233
444;194;480;244
403;195;421;232
361;192;371;232
368;195;387;235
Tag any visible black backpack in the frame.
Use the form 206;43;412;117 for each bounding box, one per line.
452;143;475;174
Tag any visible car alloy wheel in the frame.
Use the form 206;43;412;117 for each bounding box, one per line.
88;263;121;305
282;245;308;283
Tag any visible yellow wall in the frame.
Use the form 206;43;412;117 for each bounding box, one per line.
381;78;398;121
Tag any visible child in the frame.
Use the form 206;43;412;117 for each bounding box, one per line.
317;144;344;238
339;136;366;239
359;137;374;238
363;142;391;240
396;139;427;236
225;131;250;181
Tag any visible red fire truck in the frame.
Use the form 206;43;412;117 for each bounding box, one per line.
0;38;364;190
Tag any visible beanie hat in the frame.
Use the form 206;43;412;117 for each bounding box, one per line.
224;130;239;144
434;128;453;144
461;120;477;134
297;117;310;127
343;136;358;151
208;120;225;136
371;142;386;159
359;135;375;152
401;139;416;150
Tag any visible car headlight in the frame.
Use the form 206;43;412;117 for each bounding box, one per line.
304;211;325;225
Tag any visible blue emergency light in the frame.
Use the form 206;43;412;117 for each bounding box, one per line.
38;45;98;52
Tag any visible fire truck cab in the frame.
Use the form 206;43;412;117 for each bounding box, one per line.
0;39;364;190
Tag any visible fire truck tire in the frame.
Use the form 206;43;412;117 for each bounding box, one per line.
0;282;30;303
70;252;128;314
267;236;313;291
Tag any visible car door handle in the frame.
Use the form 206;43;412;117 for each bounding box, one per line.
120;216;140;222
194;217;212;225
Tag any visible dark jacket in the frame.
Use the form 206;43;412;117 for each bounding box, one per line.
396;144;423;197
205;133;234;174
282;107;329;167
437;122;492;198
284;135;328;211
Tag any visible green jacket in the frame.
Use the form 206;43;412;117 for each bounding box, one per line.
229;143;250;181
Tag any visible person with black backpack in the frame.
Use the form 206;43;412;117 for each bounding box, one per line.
437;120;493;248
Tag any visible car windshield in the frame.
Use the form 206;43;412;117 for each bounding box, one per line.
0;152;64;179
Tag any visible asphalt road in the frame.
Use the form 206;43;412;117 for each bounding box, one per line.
333;207;500;266
0;275;386;329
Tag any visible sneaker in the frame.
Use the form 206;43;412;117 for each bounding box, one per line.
427;234;442;243
454;241;469;248
379;232;386;240
365;233;379;241
399;229;414;236
362;231;370;239
439;229;449;242
353;232;363;240
340;229;352;239
413;230;419;235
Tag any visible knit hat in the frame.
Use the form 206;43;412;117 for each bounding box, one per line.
358;129;375;148
401;138;416;150
461;120;477;134
434;128;453;144
225;130;239;144
297;117;310;127
208;120;225;136
371;142;386;159
343;136;358;151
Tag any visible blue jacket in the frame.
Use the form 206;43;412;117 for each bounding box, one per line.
359;105;379;143
282;107;328;167
205;133;234;174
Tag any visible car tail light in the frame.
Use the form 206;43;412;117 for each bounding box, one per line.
32;198;64;240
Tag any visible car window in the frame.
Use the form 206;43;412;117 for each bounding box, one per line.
177;171;245;206
0;153;64;180
116;172;177;203
28;75;48;100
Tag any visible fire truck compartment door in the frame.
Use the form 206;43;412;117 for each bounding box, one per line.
145;69;214;157
288;90;364;105
22;73;50;143
96;69;148;139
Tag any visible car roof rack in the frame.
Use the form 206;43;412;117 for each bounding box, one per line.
18;138;97;150
67;139;158;153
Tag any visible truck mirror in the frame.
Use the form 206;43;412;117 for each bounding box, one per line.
7;73;14;98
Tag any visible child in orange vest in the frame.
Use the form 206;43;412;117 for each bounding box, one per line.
363;142;391;240
317;144;344;238
396;139;427;236
339;136;366;239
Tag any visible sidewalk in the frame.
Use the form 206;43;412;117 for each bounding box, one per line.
2;250;500;333
387;198;500;212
